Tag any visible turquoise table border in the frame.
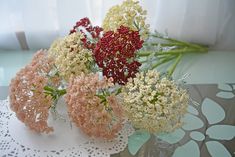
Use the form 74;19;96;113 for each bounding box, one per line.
1;50;235;86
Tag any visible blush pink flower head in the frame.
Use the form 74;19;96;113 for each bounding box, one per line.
66;73;124;139
9;50;58;133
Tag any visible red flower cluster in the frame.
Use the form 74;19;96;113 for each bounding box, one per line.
70;17;103;50
94;26;143;85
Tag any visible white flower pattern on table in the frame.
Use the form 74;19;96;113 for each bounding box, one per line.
216;84;235;99
157;96;235;157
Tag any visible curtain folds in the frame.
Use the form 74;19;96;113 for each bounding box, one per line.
0;0;234;51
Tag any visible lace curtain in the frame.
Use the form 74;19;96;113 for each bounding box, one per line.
0;0;234;51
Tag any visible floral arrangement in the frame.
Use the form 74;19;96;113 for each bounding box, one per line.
10;0;207;141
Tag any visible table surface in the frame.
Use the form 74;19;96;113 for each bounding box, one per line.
1;84;235;157
1;50;235;86
0;50;235;156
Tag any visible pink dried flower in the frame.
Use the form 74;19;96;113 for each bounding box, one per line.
9;50;58;134
66;73;124;139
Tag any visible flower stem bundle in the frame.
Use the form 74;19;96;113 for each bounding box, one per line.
138;32;208;77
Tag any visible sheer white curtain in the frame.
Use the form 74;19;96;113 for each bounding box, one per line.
154;0;235;51
0;0;234;51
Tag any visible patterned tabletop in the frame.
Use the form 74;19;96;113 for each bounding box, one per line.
0;84;235;157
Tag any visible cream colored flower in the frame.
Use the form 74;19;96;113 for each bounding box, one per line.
102;0;149;40
48;32;94;81
122;70;189;133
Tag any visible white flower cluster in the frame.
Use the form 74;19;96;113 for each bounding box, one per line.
48;32;93;81
102;0;149;40
122;70;189;133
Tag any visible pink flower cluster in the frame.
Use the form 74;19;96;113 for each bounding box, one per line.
9;50;58;133
66;73;124;139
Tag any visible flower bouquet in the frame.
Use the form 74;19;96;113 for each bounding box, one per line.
9;0;207;155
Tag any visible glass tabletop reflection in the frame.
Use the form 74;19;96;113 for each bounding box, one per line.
0;84;234;157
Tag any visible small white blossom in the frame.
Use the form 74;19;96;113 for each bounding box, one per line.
122;70;189;133
48;32;93;81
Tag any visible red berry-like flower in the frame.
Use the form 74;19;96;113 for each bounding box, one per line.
70;17;103;50
94;26;143;85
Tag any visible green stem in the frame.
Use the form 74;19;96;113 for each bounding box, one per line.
150;34;208;50
168;38;207;50
133;21;140;31
157;54;175;59
138;46;207;58
167;53;182;77
140;59;148;63
137;51;152;57
144;42;184;47
151;55;175;70
57;89;67;97
44;85;67;100
156;47;207;55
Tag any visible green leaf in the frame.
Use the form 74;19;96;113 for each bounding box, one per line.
57;89;67;96
128;130;150;156
95;94;106;100
43;86;55;92
43;91;53;95
115;87;122;95
100;99;106;104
